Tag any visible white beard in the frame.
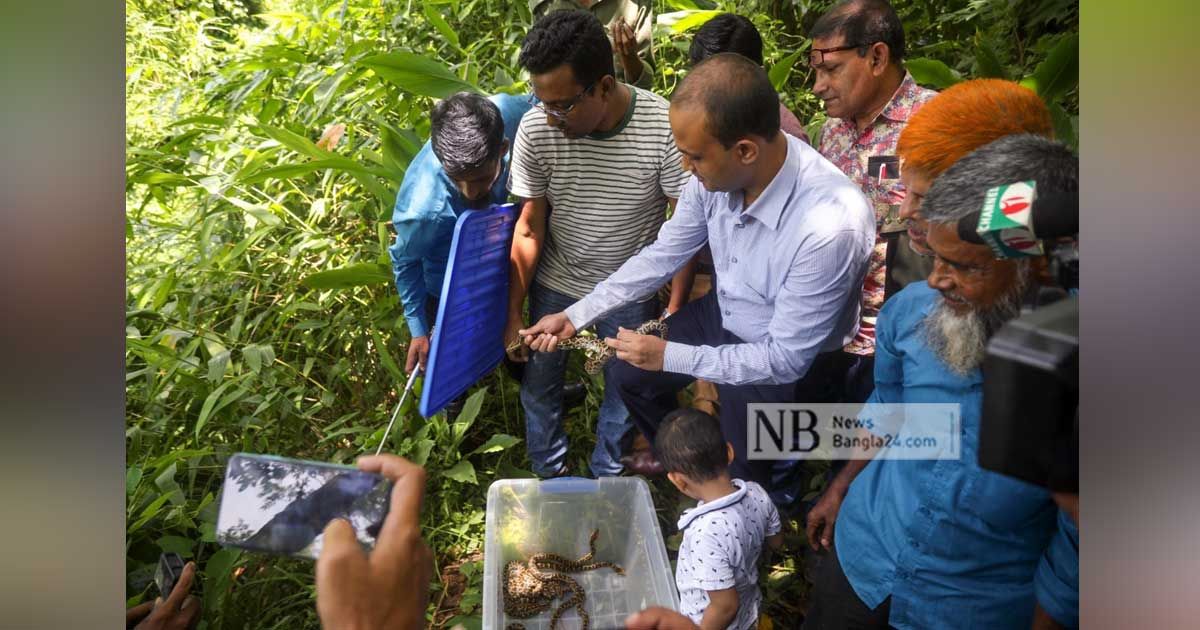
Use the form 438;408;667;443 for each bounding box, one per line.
923;268;1028;375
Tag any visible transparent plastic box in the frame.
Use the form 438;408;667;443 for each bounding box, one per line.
484;477;679;629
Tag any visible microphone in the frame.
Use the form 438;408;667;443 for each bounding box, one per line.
956;181;1079;258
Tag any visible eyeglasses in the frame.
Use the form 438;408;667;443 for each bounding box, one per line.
808;44;869;68
529;81;597;120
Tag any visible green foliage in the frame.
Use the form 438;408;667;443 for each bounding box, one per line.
128;1;1077;627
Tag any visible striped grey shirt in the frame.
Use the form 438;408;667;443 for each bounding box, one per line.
507;85;689;299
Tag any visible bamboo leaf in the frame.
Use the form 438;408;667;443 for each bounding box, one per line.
370;328;406;384
423;1;461;49
361;52;482;98
300;262;391;289
195;380;237;439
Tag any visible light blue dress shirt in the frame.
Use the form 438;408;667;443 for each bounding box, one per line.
835;282;1079;629
387;93;530;339
563;134;875;385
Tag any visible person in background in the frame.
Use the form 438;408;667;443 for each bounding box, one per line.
803;134;1079;630
506;11;691;478
531;0;654;89
809;0;937;404
658;408;783;630
689;12;809;143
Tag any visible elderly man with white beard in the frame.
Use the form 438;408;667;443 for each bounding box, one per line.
801;133;1079;630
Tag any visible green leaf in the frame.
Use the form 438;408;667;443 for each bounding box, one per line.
195;379;237;439
157;535;195;558
1028;32;1078;102
370;328;406;384
255;124;328;159
469;433;520;456
126;465;143;496
412;438;435;466
423;1;461;49
767;50;804;92
361;52;482;99
445;615;482;630
905;58;962;89
207;350;231;382
1047;102;1078;149
972;33;1008;79
241;344;267;374
130;493;172;532
203;548;242;613
661;10;721;34
300;262;391;289
131;171;192;187
443;459;477;484
453;388;486;432
238;158;390;185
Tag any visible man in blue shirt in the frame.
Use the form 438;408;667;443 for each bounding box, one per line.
802;134;1079;629
388;92;529;374
517;54;874;492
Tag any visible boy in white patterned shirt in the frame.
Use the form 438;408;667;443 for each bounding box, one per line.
656;409;783;630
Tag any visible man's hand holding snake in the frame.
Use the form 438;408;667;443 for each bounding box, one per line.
519;312;577;353
605;326;667;371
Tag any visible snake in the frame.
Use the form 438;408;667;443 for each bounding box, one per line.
502;529;625;630
507;320;668;374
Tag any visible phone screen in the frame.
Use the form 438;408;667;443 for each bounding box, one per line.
216;453;392;559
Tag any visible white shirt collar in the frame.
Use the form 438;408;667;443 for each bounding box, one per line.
677;478;748;531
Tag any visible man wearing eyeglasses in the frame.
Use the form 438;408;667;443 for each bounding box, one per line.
809;0;938;406
505;10;690;478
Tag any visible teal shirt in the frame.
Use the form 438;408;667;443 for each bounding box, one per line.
387;93;530;338
835;282;1079;628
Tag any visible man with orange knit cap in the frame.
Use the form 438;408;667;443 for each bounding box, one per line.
802;79;1076;630
890;78;1055;295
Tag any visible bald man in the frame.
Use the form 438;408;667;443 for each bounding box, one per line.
519;53;874;497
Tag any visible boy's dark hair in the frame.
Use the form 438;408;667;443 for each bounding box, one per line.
689;13;763;66
519;10;614;89
430;92;505;177
654;408;729;482
671;53;780;148
810;0;906;63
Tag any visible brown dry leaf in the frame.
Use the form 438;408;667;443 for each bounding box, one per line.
316;123;345;151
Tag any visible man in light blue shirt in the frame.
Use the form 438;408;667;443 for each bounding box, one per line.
803;134;1079;629
519;54;874;490
388;92;530;374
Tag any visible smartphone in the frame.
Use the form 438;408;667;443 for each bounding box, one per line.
216;453;392;559
155;552;186;597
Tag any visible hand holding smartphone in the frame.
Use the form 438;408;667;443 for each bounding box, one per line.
215;453;393;559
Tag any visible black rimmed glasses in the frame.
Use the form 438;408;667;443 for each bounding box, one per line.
808;43;869;67
529;80;597;120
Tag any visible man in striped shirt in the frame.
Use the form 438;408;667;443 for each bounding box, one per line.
505;10;691;477
520;53;874;493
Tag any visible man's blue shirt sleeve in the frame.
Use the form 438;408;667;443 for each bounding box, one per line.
389;144;447;339
1035;510;1079;627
